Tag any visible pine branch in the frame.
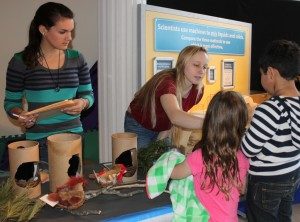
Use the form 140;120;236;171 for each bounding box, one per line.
137;140;170;176
0;178;45;221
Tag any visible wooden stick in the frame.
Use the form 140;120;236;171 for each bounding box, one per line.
109;183;146;190
93;170;100;184
25;100;75;115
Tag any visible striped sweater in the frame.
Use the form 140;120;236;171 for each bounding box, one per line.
4;49;94;140
241;96;300;180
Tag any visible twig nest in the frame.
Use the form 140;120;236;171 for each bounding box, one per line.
91;164;127;187
48;176;86;210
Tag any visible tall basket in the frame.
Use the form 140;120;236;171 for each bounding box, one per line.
47;133;82;192
8;140;41;198
112;132;138;183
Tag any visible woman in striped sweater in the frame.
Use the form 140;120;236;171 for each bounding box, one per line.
241;39;300;222
4;2;94;163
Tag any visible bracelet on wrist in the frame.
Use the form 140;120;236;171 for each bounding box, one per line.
80;98;88;110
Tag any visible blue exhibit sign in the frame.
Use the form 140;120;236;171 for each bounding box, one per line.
155;18;246;55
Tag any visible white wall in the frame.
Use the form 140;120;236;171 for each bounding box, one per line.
98;0;141;162
0;0;98;137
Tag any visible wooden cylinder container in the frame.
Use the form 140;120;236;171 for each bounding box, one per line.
112;132;138;183
47;133;82;192
8;140;41;198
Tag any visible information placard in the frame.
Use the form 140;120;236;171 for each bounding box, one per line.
222;59;235;89
153;57;175;74
207;66;216;84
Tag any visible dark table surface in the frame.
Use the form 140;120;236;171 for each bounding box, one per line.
22;160;171;221
34;191;170;221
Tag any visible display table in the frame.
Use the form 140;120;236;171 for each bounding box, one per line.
2;161;300;221
0;160;171;222
29;161;171;222
29;160;249;222
33;191;171;222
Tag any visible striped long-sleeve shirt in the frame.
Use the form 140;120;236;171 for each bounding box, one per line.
241;96;300;181
4;49;94;140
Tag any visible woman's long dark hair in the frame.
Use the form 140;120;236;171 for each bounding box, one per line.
23;2;73;68
193;91;248;199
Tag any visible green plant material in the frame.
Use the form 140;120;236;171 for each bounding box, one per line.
0;178;45;222
137;140;171;177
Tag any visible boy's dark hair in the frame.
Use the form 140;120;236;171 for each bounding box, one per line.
258;39;300;80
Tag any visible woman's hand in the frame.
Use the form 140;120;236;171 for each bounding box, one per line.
13;111;38;129
61;98;88;115
157;130;170;140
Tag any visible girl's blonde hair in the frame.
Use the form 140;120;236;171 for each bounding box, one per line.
133;45;207;128
193;91;248;199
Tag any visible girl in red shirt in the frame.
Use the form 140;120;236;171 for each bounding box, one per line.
125;45;208;149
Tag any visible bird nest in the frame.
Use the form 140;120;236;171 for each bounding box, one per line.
48;177;86;210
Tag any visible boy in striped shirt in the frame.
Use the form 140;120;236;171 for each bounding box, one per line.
242;39;300;222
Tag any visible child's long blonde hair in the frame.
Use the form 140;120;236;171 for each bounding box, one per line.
193;91;248;199
133;45;207;128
